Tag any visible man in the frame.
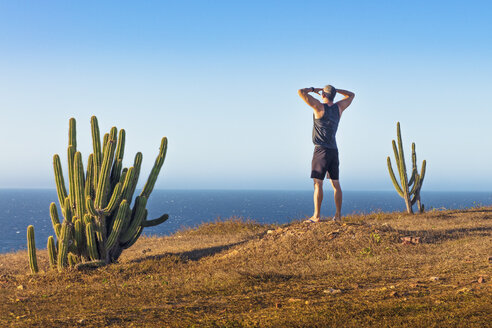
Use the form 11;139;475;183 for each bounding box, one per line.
298;85;355;222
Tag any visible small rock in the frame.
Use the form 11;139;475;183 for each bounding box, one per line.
78;319;86;324
275;303;282;308
323;288;342;294
477;276;486;284
456;287;472;294
288;298;302;303
401;236;421;245
488;256;492;263
17;285;24;290
305;300;310;305
267;230;274;234
429;276;440;282
389;291;399;297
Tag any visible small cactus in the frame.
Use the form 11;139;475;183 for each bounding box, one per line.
27;225;38;274
47;236;57;269
387;122;426;214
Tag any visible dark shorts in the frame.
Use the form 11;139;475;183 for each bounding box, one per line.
311;146;339;180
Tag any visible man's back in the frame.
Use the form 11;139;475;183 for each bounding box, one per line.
312;103;340;149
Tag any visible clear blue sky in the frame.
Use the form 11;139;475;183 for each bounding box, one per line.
0;0;491;191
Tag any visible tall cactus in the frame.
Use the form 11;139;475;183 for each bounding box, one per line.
27;115;169;272
387;122;427;214
27;225;38;274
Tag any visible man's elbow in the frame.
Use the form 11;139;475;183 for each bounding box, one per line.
297;89;304;96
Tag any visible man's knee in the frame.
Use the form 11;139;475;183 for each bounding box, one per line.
331;180;341;191
313;179;323;189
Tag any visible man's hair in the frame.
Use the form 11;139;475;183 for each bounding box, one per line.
323;85;337;101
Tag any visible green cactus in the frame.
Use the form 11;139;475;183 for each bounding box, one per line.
27;115;169;271
57;221;70;272
47;236;57;269
27;225;38;274
85;221;99;261
387;122;427;214
49;202;60;238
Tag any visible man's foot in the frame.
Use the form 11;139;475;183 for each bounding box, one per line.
332;216;342;222
304;217;320;223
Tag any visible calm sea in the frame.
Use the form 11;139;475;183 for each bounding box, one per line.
1;189;491;253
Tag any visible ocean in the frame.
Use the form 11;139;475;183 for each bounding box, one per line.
1;189;491;253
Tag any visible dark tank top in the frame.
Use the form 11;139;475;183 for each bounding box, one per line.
312;103;340;149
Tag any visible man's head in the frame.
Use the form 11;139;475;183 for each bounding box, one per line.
322;85;337;102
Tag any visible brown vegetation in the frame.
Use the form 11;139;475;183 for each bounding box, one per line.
1;209;491;327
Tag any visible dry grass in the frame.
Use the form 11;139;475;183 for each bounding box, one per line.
0;211;491;327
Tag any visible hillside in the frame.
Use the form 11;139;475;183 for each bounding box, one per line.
1;208;491;327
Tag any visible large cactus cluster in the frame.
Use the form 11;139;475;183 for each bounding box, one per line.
387;122;426;214
27;116;168;272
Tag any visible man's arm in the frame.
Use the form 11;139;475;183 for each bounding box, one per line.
298;87;324;113
335;89;355;113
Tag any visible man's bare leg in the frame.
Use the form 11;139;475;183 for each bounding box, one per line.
307;178;323;222
330;179;342;221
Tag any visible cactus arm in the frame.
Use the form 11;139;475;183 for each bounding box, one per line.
83;214;92;225
411;142;417;169
102;133;109;155
63;197;73;223
85;154;94;199
49;202;61;236
121;225;143;249
120;196;147;244
110;159;123;190
27;225;38;274
141;137;167;198
69;117;76;149
125;153;142;203
408;143;418;186
119;168;128;184
106;200;130;250
91;116;102;188
387;157;404;198
396;122;409;195
47;236;57;269
53;154;68;209
95;129;117;209
54;223;61;241
85;221;99;260
74;152;86;220
86;196;98;217
142;213;169;227
115;129;125;161
420;160;426;184
392;140;401;178
408;170;415;187
57;221;70;272
101;182;123;215
74;219;84;256
120;167;135;202
74;260;105;270
67;145;76;211
68;253;79;267
120;211;146;250
94;217;109;263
